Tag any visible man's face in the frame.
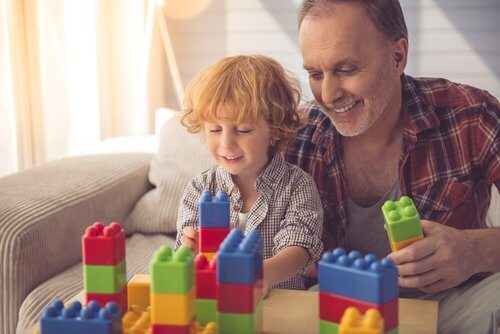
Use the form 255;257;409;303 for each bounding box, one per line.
299;3;402;137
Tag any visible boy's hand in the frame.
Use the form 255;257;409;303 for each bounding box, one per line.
180;226;199;253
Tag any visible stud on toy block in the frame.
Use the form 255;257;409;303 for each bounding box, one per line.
82;222;126;265
217;229;263;285
339;307;384;334
40;300;121;334
382;196;423;251
199;190;230;228
150;245;194;294
122;306;150;333
318;248;398;304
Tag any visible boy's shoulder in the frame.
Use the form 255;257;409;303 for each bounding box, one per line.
186;164;228;192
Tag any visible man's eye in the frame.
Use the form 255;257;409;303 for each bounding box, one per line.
308;72;323;80
338;67;357;74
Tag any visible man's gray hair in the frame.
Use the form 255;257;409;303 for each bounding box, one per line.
298;0;408;42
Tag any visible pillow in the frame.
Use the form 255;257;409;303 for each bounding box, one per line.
124;115;215;234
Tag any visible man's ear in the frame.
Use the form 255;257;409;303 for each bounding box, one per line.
392;38;408;75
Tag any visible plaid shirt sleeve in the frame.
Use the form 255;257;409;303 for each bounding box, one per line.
477;90;500;189
272;170;324;274
175;178;203;250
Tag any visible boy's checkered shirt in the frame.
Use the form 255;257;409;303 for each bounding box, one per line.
176;154;323;290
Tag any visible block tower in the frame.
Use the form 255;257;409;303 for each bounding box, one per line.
382;196;423;251
195;254;217;326
216;229;264;334
150;245;195;334
318;248;399;334
199;190;231;260
40;300;121;334
82;222;127;311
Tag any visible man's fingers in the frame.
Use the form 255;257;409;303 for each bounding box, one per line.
398;268;439;288
388;237;436;265
397;253;435;276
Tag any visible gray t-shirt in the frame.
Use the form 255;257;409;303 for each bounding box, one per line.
345;181;421;297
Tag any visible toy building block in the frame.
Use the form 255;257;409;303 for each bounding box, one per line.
199;190;230;228
195;321;217;334
339;307;384;334
319;292;398;332
127;274;151;312
40;300;121;334
151;289;195;325
199;227;231;253
150;245;194;294
217;300;263;334
82;222;126;265
195;254;217;299
319;320;339;334
217;229;263;285
195;299;217;327
86;287;128;312
217;282;263;313
318;248;398;305
382;196;423;251
84;260;127;293
201;252;216;261
151;323;195;334
122;306;150;334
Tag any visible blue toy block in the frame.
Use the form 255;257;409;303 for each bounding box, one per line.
40;300;121;334
199;190;230;228
217;229;263;284
318;248;399;304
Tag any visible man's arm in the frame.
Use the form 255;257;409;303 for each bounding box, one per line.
388;220;500;293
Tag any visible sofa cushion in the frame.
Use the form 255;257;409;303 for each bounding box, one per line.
124;115;215;234
17;233;175;334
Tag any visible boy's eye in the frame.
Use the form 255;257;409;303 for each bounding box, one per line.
237;129;253;134
208;128;221;133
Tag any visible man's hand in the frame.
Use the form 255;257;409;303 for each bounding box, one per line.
180;226;199;253
387;220;479;294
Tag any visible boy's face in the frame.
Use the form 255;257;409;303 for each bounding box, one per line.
204;109;273;183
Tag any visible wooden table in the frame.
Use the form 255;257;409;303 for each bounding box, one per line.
264;289;438;334
32;289;438;334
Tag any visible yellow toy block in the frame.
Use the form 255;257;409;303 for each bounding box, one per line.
201;252;216;261
127;274;151;311
123;305;151;334
151;288;195;325
390;235;423;251
195;321;217;334
339;307;384;334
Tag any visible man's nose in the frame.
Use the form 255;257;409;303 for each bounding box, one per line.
322;75;343;106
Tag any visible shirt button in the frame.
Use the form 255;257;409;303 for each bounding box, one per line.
443;196;452;207
233;205;239;212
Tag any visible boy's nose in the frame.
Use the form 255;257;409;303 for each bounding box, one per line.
220;131;236;148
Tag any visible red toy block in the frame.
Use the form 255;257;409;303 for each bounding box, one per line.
82;222;126;265
151;323;194;334
217;280;263;313
195;254;217;299
86;286;128;312
199;227;230;253
319;291;398;331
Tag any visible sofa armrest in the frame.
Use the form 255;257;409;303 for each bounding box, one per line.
0;153;152;334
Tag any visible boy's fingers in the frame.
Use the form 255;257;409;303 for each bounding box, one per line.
183;226;198;239
180;235;197;251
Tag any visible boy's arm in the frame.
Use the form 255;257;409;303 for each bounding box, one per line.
175;179;202;250
272;173;324;280
264;246;309;292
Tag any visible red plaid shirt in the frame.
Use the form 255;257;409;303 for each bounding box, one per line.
284;74;500;251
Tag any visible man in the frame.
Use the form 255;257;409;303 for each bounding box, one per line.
284;0;500;333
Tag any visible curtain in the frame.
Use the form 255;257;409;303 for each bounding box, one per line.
0;0;174;177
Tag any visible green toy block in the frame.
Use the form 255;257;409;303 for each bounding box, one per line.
382;196;423;243
195;298;217;326
388;327;399;334
217;300;263;334
83;260;126;293
319;320;339;334
150;245;194;294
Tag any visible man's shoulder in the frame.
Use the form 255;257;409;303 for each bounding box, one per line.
408;76;497;112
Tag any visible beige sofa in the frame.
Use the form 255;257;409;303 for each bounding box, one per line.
0;116;498;334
